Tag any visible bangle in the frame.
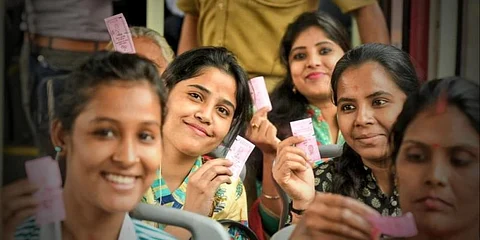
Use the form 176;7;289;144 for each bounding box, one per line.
262;191;280;200
289;201;305;215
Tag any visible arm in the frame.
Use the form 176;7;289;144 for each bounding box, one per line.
259;152;282;216
177;13;199;54
351;3;390;44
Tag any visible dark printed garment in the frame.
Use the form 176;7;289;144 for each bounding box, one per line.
313;160;402;217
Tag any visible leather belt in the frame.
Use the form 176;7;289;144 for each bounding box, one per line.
28;34;109;52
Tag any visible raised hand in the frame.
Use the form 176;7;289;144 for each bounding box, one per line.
245;107;280;155
290;193;381;240
183;159;233;216
272;136;315;209
2;179;39;240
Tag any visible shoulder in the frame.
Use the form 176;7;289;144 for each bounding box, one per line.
133;219;177;240
14;217;39;240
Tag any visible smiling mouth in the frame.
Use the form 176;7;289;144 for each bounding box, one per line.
102;173;139;190
185;122;212;137
306;72;326;79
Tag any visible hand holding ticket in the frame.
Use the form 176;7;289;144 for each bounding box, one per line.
248;76;272;112
368;212;418;238
290;118;321;163
104;13;136;53
225;136;255;180
25;156;65;226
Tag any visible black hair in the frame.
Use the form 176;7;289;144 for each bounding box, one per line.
330;43;420;197
161;46;253;148
55;51;167;132
269;11;351;132
391;77;479;164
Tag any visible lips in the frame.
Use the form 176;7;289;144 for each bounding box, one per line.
355;133;383;140
102;172;139;190
354;134;384;145
415;196;454;211
305;72;326;80
184;121;212;137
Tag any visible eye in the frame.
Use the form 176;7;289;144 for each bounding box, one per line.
319;48;332;55
188;92;203;101
403;147;427;163
217;106;230;117
373;99;388;106
292;52;307;60
451;149;475;167
139;132;155;142
94;129;115;138
340;104;355;112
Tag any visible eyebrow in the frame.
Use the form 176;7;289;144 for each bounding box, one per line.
290;41;333;54
402;139;479;151
90;117;161;127
187;84;236;109
337;91;393;104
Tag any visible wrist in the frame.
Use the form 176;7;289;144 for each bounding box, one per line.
289;200;306;216
291;199;311;212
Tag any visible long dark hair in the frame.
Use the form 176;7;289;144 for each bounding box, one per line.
161;47;253;148
268;11;350;133
330;43;420;197
391;77;479;164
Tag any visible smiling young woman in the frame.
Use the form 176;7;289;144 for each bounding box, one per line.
141;47;253;240
3;52;175;240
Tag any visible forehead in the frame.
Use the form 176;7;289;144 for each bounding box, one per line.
172;67;237;105
404;105;479;148
80;81;161;120
292;26;331;47
133;37;166;63
336;62;402;98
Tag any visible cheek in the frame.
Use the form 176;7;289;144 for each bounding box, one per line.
396;163;420;207
454;167;479;207
290;62;303;79
337;114;353;138
215;118;234;139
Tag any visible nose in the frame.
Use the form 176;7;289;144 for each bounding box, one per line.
194;105;213;124
306;53;321;68
424;151;449;187
354;105;374;127
112;136;138;166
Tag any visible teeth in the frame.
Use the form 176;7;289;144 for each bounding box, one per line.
105;174;135;184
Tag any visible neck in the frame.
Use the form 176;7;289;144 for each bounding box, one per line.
309;97;335;110
62;181;125;240
362;157;393;195
161;140;199;188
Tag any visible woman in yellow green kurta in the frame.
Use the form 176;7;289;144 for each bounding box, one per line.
142;47;252;239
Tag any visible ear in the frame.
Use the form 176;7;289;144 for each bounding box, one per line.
50;119;69;155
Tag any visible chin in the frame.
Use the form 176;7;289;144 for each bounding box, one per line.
178;142;217;157
356;151;387;162
100;195;139;213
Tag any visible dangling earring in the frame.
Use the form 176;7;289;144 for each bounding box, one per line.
54;145;63;161
292;86;297;94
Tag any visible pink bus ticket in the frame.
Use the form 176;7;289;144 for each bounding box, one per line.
225;136;255;180
25;157;65;225
368;212;418;238
248;76;272;112
290;118;321;162
104;13;136;53
25;156;62;188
